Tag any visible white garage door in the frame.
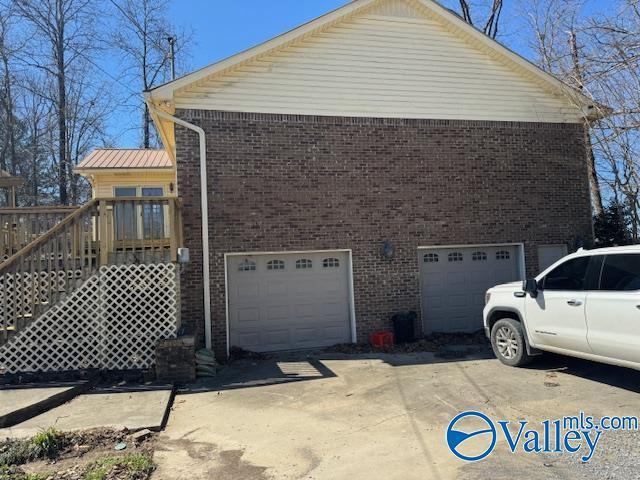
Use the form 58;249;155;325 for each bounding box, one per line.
537;244;567;273
419;245;520;333
227;251;352;352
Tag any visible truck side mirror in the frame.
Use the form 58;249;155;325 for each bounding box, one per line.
523;278;539;298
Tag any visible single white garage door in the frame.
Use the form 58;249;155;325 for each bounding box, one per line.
227;251;352;352
419;245;520;333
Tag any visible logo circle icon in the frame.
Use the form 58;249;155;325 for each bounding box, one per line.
446;411;497;461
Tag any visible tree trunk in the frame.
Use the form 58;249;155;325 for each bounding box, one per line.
143;103;150;148
32;120;38;205
569;30;604;217
0;36;13;205
56;0;68;205
584;124;604;216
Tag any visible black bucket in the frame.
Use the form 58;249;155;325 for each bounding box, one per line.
392;312;417;344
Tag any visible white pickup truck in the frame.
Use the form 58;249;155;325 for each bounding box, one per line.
483;245;640;370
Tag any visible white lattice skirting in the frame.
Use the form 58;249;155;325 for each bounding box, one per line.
0;263;179;374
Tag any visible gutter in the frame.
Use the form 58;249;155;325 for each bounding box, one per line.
146;103;212;351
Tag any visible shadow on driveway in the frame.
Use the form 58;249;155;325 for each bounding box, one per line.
180;345;640;399
179;346;498;394
524;353;640;394
180;356;337;394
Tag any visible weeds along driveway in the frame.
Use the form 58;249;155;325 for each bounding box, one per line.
152;352;640;480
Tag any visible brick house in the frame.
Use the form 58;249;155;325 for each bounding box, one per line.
145;0;601;358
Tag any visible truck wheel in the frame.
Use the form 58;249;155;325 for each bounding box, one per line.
491;318;533;367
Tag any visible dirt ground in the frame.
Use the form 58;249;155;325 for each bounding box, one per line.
1;428;156;479
152;350;640;480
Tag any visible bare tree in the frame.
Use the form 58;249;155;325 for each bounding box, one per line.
15;0;96;205
521;0;607;217
0;4;20;204
19;83;50;205
456;0;504;38
110;0;190;148
65;69;111;203
584;0;640;237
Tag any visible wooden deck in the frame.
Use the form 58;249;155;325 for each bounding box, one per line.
0;197;183;344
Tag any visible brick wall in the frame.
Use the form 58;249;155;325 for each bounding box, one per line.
174;110;593;358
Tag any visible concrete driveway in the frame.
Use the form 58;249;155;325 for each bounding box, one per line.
153;351;640;480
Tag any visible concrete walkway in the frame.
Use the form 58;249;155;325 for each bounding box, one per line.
153;352;640;480
0;384;173;438
0;382;88;428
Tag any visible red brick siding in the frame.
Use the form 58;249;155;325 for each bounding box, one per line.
174;110;593;357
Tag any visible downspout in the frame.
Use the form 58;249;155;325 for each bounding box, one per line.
147;104;212;351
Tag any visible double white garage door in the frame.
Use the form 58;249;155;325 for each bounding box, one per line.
227;246;522;353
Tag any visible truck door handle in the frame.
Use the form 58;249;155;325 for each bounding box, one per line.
567;299;583;306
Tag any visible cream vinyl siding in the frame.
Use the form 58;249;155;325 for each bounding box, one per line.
175;5;583;123
88;171;176;199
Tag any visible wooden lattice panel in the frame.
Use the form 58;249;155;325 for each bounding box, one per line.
0;263;178;374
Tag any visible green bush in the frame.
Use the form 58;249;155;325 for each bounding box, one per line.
0;428;67;466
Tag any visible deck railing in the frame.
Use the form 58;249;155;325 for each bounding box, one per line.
0;197;182;344
0;206;78;260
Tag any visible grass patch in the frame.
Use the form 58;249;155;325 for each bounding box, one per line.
0;428;67;466
84;453;154;480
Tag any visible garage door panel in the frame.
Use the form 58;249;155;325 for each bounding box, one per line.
232;331;262;348
232;282;260;300
420;245;519;333
228;251;352;352
423;273;446;288
263;330;290;346
446;272;466;285
295;325;349;344
469;270;493;284
424;295;444;309
293;303;317;318
295;327;319;343
323;301;347;316
266;281;289;297
236;307;260;324
316;283;348;296
265;305;289;321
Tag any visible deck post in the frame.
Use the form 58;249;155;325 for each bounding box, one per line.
168;199;178;262
99;200;109;266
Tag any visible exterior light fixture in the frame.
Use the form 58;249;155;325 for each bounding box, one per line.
382;241;395;259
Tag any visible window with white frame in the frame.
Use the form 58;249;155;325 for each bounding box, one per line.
496;250;511;260
296;259;313;269
323;258;340;268
267;259;285;271
448;252;463;262
238;259;257;272
114;186;166;240
424;253;439;263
